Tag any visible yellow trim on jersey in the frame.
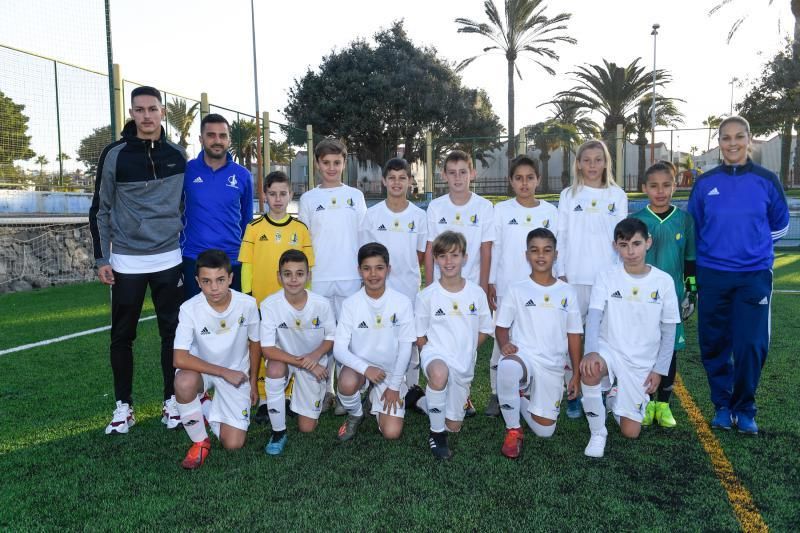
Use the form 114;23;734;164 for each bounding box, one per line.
237;215;314;305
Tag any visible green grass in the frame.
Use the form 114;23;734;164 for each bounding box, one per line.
1;256;799;530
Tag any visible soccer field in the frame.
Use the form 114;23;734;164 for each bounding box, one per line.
1;252;799;531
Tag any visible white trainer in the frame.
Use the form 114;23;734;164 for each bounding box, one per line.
584;434;607;458
162;395;182;430
105;401;135;435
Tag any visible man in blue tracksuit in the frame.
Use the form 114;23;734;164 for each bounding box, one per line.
181;113;253;298
688;116;789;435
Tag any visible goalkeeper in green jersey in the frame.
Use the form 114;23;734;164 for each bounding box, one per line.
631;161;697;427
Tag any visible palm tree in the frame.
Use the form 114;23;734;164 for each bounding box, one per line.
455;0;576;167
165;98;199;148
269;140;296;165
545;97;599;187
230;119;259;169
555;58;671;168
35;155;48;176
711;1;800;60
702;114;724;151
631;94;684;185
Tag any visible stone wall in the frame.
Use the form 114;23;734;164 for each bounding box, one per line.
0;222;95;293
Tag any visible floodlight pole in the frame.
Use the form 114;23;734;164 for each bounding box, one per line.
250;0;263;212
650;23;659;165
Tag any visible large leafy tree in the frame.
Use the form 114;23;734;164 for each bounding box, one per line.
555;58;673;171
738;44;800;187
544;97;599;187
166;98;199;148
0;90;36;180
285;21;503;166
631;94;684;185
77;125;112;180
455;0;575;166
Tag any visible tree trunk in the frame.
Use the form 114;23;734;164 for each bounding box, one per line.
780;119;792;188
792;0;800;61
540;153;550;194
794;120;800;188
636;133;647;189
561;144;571;190
507;57;515;195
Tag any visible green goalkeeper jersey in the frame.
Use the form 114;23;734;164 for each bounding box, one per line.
632;205;696;349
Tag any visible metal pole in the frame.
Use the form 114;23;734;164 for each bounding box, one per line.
425;131;433;201
54;60;63;188
650;23;659;165
200;92;209;120
306;125;314;191
113;64;124;137
104;0;117;140
616;124;624;189
250;0;262;209
729;78;737;115
261;111;270;212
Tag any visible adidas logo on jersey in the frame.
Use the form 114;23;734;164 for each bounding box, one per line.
434;308;446;316
259;234;268;241
377;224;387;231
428;407;442;414
278;322;288;329
708;187;720;196
357;321;369;328
438;217;447;224
611;291;622;299
200;327;211;335
315;205;326;211
193;176;203;183
508;218;518;225
574;204;583;212
525;299;536;307
759;296;769;305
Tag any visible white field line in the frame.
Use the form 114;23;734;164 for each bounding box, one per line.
0;315;156;356
774;289;800;294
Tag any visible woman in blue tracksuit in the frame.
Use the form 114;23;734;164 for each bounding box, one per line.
688;116;789;434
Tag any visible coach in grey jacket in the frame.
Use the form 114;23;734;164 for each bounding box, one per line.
89;86;187;435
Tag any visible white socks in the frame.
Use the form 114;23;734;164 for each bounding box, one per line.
426;386;447;432
177;396;208;443
489;341;502;394
497;357;524;429
338;390;363;417
405;345;421;389
266;377;287;432
582;382;608;437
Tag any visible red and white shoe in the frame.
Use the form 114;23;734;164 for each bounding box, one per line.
181;438;211;470
501;427;524;459
105;401;135;435
162;395;182;430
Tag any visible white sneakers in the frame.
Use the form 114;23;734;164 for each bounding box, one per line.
162;395;182;430
584;434;607;458
105;401;135;435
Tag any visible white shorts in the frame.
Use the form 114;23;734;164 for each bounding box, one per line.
423;362;471;422
598;343;650;423
369;380;408;418
311;279;362;320
287;356;329;419
199;373;251;433
526;359;566;422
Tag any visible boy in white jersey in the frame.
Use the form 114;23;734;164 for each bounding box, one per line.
173;250;261;469
416;231;493;459
495;228;582;458
580;218;680;458
333;243;416;441
298;138;367;411
360;158;427;410
486;155;558;416
261;249;336;456
424;150;494;416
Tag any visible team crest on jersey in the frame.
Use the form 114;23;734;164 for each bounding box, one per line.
607;203;616;214
626;287;641;302
311;316;321;328
469;214;478;225
374;314;384;329
468;302;477;314
649;290;660;303
542;294;553;308
390;313;398;326
591;199;597;207
438;217;447;224
525;299;536;307
219;320;228;332
555;399;561;408
542;219;550;229
330;197;337;206
241;409;249;421
675;232;682;241
434;308;446;316
290;233;298;245
454;213;462;225
393;219;400;230
314;400;321;408
508;218;518;225
294;318;302;329
274;231;282;242
238;314;245;325
408;221;416;232
377;224;387;231
525;215;532;225
449;301;462;316
315;205;325;212
200;327;211;335
560;297;568;310
347;197;355;208
227;175;239;189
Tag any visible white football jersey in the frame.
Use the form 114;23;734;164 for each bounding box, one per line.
426;192;495;284
589;266;680;370
495;278;583;369
334;287;416;389
174;290;260;373
490;198;558;297
260;290;336;357
415;280;493;382
556;185;627;284
298;184;367;282
360;200;427;301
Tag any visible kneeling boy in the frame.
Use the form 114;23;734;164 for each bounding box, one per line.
260;249;336;455
416;231;493;459
173;249;261;469
494;228;583;459
333;242;416;441
580;218;680;458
